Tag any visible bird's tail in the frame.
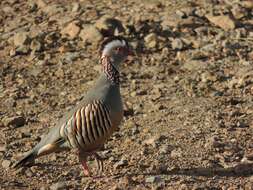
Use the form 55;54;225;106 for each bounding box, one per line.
12;150;37;169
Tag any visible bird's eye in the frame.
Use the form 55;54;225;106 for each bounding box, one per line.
116;47;123;52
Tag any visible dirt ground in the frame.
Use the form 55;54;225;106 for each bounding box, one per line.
0;0;253;189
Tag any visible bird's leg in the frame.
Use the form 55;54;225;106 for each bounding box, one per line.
93;153;104;176
77;151;91;177
76;150;104;177
80;159;91;177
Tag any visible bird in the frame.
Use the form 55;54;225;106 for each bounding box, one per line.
12;36;133;176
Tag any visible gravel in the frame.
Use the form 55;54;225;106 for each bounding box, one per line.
1;0;253;189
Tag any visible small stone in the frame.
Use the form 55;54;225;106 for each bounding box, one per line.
182;60;208;71
145;176;161;183
19;131;31;138
159;145;172;154
36;0;47;8
144;135;165;147
50;181;67;190
42;4;64;16
3;116;26;128
236;121;248;128
114;158;128;169
3;6;14;13
0;144;6;152
30;39;42;52
131;125;139;135
79;25;103;45
205;14;236;31
72;2;80;12
144;33;158;49
175;10;187;18
61;22;80;39
240;1;253;9
208;136;223;149
13;32;30;47
171;38;184;50
231;4;247;20
28;2;37;12
16;45;30;54
62;52;80;64
2;159;11;169
9;48;16;57
170;148;182;158
25;169;33;177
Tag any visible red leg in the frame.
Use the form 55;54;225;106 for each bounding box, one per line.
77;149;104;177
81;160;91;176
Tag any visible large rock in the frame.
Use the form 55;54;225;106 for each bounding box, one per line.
206;14;236;31
79;25;103;45
61;21;80;39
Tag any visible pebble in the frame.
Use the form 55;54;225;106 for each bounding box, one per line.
25;169;33;177
16;45;30;54
170;148;182;158
3;116;26;128
9;48;16;57
79;25;103;44
30;39;42;52
159;145;172;154
50;182;67;190
145;176;161;183
2;159;11;169
171;38;184;50
236;121;248;128
205;14;236;31
231;4;247;19
61;21;80;39
143;135;165;148
182;60;208;71
175;10;187;18
0;144;6;152
240;1;253;9
114;158;128;169
131;124;139;135
36;0;47;8
72;2;80;12
13;32;30;47
144;33;158;49
62;52;80;64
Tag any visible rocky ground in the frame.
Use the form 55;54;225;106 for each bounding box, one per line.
0;0;253;189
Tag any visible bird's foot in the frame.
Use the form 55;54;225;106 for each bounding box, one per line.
77;150;104;177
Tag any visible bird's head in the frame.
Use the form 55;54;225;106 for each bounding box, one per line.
100;36;133;71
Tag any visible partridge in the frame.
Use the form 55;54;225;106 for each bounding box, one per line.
13;36;133;176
